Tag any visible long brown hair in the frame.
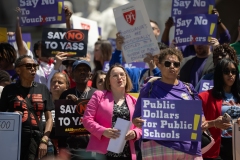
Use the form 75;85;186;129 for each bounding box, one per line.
94;40;112;72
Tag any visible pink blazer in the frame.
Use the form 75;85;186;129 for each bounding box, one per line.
83;90;142;160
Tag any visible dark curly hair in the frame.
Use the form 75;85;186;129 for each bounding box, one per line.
212;58;240;102
213;44;239;66
0;43;17;64
158;48;183;63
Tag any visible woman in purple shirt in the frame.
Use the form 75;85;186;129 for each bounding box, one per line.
133;48;203;160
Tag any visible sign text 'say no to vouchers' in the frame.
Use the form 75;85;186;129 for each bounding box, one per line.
41;28;88;57
141;98;202;141
171;0;215;18
18;0;65;26
113;1;160;63
174;14;218;46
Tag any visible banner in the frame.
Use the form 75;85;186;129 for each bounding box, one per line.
103;61;148;72
199;80;213;93
174;14;218;46
113;0;160;63
0;28;7;42
0;112;22;160
18;0;65;26
171;0;215;18
232;119;240;160
55;99;89;136
41;28;88;57
72;16;99;52
141;98;202;141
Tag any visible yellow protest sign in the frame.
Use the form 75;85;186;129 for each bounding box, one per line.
0;28;7;43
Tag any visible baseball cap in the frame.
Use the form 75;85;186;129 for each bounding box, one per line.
62;57;79;65
72;60;91;72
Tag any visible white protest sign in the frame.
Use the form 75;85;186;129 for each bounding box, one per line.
232;119;240;160
72;15;99;52
0;112;22;160
113;0;160;63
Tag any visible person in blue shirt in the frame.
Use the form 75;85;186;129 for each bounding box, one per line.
109;33;167;92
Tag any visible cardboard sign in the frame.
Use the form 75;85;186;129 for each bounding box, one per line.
0;28;7;42
41;28;88;57
141;98;202;141
0;112;22;160
103;61;148;72
171;0;215;18
55;99;89;136
174;14;218;46
199;80;213;93
113;0;160;63
18;0;65;26
72;16;99;52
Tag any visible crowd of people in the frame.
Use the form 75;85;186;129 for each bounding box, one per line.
1;4;240;160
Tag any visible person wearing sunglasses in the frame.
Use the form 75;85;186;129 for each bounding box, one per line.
195;44;239;93
0;55;54;160
199;58;240;160
132;48;204;159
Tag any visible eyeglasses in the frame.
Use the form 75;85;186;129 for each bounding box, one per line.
163;61;180;68
223;69;237;75
18;63;39;70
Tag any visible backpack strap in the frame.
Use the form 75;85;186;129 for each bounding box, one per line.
148;77;161;98
182;82;195;100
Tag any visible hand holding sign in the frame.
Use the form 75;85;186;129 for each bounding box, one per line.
116;32;124;51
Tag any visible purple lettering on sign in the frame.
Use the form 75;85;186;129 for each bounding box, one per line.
174;14;218;46
18;0;65;26
199;80;213;93
141;98;202;141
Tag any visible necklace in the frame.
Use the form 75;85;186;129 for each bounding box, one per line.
75;87;90;99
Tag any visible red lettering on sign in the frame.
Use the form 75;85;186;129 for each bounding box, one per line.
65;30;85;42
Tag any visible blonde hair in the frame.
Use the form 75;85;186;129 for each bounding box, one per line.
104;64;133;92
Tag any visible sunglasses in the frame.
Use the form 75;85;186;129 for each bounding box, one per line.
223;69;237;75
163;61;180;68
18;63;39;70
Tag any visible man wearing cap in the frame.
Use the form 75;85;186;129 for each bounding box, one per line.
58;59;97;160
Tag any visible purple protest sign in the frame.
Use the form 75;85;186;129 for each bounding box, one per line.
8;33;32;50
103;61;148;72
18;0;65;26
174;14;218;46
22;33;32;50
172;0;215;17
107;38;117;51
141;98;202;141
199;80;213;93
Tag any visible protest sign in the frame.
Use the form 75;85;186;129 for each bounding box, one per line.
103;61;148;72
174;14;218;46
18;0;65;26
72;15;99;52
199;80;213;93
8;33;32;50
171;0;215;18
232;119;240;160
0;28;7;42
141;98;202;141
108;38;117;51
0;112;22;160
41;28;88;57
55;99;89;136
113;0;160;63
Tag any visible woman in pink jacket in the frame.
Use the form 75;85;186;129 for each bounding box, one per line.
83;64;142;160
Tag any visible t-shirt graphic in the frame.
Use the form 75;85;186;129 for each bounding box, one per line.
221;93;240;138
